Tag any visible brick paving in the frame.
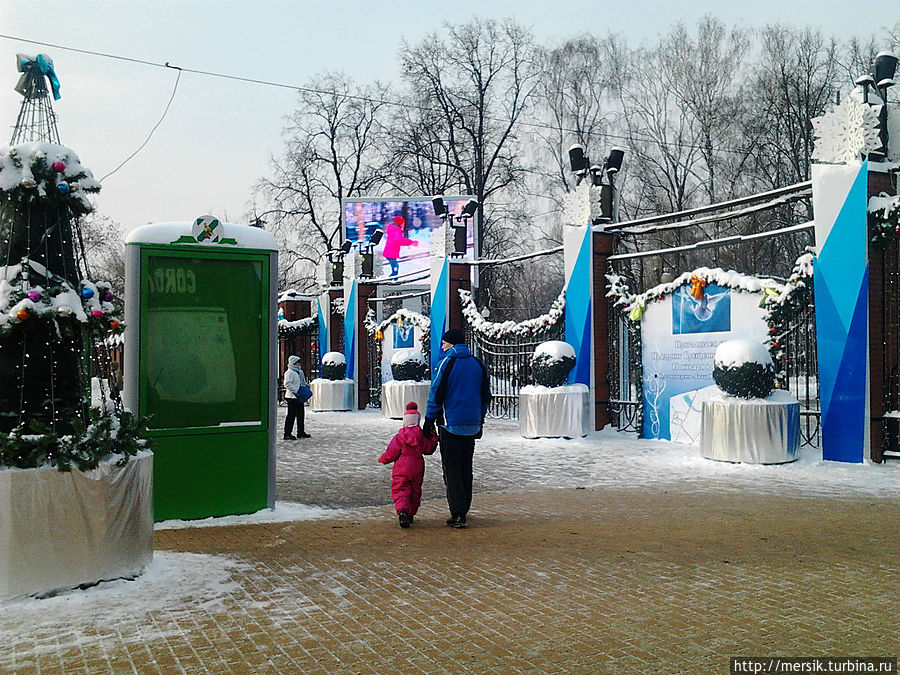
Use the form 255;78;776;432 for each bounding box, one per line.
2;411;898;673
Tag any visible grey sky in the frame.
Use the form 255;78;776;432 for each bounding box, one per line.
0;1;892;232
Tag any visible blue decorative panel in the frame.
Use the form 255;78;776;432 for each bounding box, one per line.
565;227;592;386
813;162;868;463
430;259;448;379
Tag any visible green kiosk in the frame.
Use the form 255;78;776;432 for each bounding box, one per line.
125;216;277;521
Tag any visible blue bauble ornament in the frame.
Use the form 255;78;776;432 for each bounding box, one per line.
81;287;95;299
57;182;70;194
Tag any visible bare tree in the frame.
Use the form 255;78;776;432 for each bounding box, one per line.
742;26;841;192
255;74;391;291
394;18;539;259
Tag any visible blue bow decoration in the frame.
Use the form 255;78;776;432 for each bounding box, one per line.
16;53;61;100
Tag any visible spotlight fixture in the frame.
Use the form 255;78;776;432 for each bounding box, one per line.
874;51;898;88
568;144;588;175
340;240;353;255
460;198;479;219
432;196;447;218
369;228;384;246
605;147;626;174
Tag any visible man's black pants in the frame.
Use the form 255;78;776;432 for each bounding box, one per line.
438;428;476;516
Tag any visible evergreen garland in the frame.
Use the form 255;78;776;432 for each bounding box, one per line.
0;408;150;472
868;194;900;248
458;288;565;339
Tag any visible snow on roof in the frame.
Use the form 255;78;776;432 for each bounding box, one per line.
126;221;277;250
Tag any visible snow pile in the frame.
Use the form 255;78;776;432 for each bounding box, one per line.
534;340;575;362
277;316;316;335
714;339;773;368
322;351;345;365
390;348;426;365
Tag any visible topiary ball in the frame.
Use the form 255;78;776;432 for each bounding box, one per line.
712;339;775;399
321;351;347;380
531;341;576;388
390;349;428;382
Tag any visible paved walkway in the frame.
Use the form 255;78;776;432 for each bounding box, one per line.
2;411;898;674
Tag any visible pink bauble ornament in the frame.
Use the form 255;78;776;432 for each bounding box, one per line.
104;292;115;302
91;309;104;318
27;290;41;302
52;161;66;172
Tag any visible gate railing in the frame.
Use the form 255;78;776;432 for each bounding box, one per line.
466;323;564;420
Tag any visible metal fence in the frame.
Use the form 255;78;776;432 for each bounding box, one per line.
466;323;565;420
778;305;820;447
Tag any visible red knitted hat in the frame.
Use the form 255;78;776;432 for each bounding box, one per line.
403;401;420;427
393;215;405;226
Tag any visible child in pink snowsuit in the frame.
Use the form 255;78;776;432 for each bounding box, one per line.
378;401;438;528
382;215;418;278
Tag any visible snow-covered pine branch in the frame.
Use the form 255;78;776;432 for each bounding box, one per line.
458;287;565;339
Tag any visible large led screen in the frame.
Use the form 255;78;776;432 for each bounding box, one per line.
343;197;476;280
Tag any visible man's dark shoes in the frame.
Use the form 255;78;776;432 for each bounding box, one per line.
297;432;311;438
445;514;467;529
283;435;296;440
398;511;412;528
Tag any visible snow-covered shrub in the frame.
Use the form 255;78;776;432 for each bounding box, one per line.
321;351;347;381
531;341;576;388
712;339;775;399
390;349;428;382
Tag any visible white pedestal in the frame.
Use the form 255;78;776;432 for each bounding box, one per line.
381;380;431;419
700;389;800;464
0;452;154;600
310;378;354;411
519;384;591;439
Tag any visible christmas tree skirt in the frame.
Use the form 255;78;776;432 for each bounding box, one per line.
0;452;154;600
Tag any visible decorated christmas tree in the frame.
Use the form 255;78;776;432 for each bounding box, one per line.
0;54;142;470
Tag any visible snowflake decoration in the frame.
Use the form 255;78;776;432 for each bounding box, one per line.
811;96;881;164
562;181;592;227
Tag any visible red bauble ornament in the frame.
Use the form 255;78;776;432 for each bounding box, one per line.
109;319;120;330
16;309;29;321
52;161;66;172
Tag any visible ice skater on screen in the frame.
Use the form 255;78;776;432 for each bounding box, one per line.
378;402;438;528
382;215;418;278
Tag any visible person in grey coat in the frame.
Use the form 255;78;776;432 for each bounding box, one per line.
283;354;310;439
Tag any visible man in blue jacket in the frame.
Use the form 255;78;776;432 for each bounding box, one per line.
423;329;492;529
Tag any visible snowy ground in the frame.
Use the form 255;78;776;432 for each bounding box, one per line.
2;408;897;660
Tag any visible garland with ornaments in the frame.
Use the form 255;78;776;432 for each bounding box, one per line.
0;143;100;216
458;287;565;339
0;258;123;338
868;194;900;248
0;407;149;472
606;252;816;385
757;251;815;384
365;307;431;356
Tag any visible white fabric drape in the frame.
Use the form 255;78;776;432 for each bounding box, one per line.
0;452;154;600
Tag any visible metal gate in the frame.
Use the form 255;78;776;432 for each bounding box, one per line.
467;323;564;420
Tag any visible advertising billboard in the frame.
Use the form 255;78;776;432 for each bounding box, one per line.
342;196;476;280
